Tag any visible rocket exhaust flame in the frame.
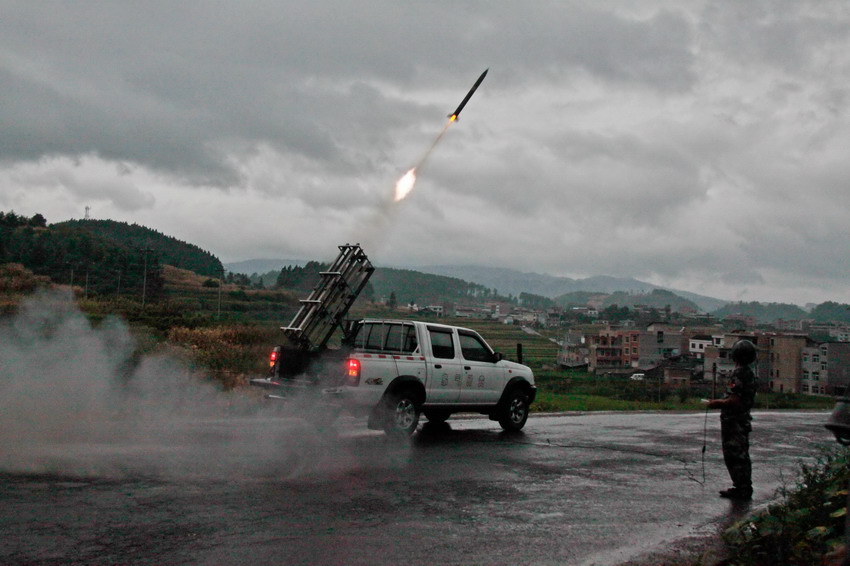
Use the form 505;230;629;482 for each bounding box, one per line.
394;168;417;202
392;119;452;202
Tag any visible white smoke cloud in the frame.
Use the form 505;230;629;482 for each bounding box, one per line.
0;291;410;479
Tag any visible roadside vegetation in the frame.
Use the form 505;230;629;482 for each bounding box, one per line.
723;446;850;566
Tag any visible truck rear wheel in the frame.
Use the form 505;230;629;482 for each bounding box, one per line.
498;389;530;432
383;391;420;436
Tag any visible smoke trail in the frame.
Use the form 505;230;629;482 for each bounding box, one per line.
0;291;409;480
394;120;453;203
352;120;454;255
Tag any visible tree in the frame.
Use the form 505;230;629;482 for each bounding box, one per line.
388;291;397;309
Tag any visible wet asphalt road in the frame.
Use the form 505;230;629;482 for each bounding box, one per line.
0;410;833;566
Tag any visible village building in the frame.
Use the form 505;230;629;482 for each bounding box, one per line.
802;341;850;395
688;334;714;360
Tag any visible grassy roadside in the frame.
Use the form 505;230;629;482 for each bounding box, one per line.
532;390;836;413
532;369;837;413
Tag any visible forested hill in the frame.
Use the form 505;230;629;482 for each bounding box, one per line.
555;288;700;312
712;301;809;324
370;267;508;306
1;211;164;298
57;219;223;278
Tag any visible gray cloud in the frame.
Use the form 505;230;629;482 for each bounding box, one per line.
2;1;850;304
0;2;695;182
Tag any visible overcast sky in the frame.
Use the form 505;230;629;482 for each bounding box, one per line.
2;1;849;306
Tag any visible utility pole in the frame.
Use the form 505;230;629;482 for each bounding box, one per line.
141;248;153;308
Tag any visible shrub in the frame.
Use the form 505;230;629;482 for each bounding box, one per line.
167;325;280;388
724;446;850;565
0;263;51;293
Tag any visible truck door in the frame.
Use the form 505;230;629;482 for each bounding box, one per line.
386;323;426;384
458;329;505;403
353;322;399;391
425;326;462;404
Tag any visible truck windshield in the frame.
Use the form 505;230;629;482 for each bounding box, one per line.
459;331;494;362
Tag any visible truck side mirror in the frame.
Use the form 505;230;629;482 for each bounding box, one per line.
493;352;503;363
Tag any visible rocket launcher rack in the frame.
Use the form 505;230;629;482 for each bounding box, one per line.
281;244;374;353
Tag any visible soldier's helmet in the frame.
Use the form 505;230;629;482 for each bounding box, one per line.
730;339;757;366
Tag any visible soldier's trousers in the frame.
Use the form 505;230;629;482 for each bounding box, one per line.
721;418;752;490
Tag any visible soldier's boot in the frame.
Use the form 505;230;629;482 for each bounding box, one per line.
718;487;752;500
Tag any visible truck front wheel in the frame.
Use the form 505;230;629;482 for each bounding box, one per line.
383;391;420;436
498;389;530;432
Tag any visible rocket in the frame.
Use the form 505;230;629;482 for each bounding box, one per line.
448;68;488;121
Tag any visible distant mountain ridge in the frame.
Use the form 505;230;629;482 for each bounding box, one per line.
227;258;729;312
415;265;729;313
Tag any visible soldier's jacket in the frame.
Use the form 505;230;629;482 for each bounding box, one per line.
714;365;756;423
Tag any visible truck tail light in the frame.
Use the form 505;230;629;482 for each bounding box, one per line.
269;347;280;368
345;358;361;386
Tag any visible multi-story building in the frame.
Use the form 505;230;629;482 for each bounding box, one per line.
643;323;686;364
588;329;624;373
803;342;850;395
825;342;850;394
586;325;684;374
558;331;591;368
830;328;850;342
620;329;640;368
801;341;827;395
766;334;807;393
688;334;714;360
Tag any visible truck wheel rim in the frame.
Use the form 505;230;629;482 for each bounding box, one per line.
509;397;526;423
395;399;416;429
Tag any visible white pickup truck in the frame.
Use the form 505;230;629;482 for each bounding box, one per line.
256;319;536;436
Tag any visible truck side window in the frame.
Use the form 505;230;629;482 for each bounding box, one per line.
428;328;455;359
384;324;402;352
459;331;494;363
401;325;418;354
365;323;386;351
353;323;370;349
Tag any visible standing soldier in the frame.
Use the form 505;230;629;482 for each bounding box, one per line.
706;339;757;500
